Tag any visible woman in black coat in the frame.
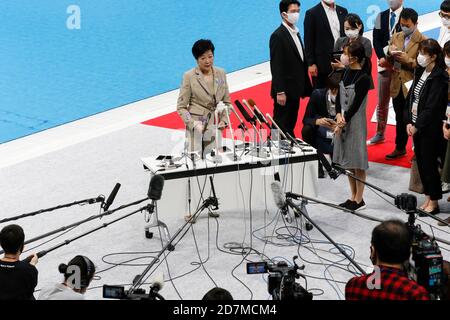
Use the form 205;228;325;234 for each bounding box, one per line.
406;39;449;215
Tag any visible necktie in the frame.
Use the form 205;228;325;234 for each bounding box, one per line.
390;12;396;32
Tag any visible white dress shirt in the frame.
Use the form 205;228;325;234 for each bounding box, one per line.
282;21;305;61
321;1;341;43
389;6;403;36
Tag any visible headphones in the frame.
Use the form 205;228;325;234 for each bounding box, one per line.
61;255;94;289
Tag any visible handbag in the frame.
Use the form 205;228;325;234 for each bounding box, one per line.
409;155;424;194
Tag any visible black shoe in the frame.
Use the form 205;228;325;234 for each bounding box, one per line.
348;200;366;212
339;199;355;209
386;149;406;160
418;207;440;217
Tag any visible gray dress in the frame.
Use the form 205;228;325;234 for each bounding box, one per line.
333;76;369;170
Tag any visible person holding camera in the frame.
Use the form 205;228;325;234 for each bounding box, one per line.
38;255;96;300
345;220;429;300
406;39;448;215
0;224;38;300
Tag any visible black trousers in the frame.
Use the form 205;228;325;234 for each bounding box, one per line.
392;91;408;151
273;97;300;138
312;72;329;90
414;133;445;200
302;124;333;155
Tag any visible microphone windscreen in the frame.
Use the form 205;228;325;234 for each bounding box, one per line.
148;175;165;200
270;181;286;210
150;272;165;291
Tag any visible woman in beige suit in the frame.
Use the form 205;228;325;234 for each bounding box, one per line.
177;39;231;156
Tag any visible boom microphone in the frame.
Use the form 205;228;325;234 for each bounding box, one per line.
148;175;165;201
234;100;253;124
103;183;121;212
270;181;288;215
149;272;164;293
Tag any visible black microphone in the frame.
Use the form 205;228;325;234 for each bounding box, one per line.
247;99;270;128
234;100;254;124
317;153;340;180
103;183;121;212
88;195;105;204
148;175;165;201
209;176;219;210
270;181;288;215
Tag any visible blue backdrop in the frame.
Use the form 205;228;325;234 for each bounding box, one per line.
0;1;441;143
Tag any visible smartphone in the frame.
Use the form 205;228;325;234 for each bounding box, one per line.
246;262;268;274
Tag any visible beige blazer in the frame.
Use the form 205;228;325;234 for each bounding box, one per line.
177;66;231;131
387;29;427;98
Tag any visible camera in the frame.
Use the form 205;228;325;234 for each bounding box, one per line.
247;256;313;300
103;285;163;300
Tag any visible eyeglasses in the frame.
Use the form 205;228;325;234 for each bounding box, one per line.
439;11;450;19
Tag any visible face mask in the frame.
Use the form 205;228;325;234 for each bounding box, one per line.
442;17;450;28
329;93;337;103
401;26;415;37
345;29;359;39
445;57;450;68
323;0;335;5
340;54;350;66
417;53;430;68
285;12;299;25
387;0;401;10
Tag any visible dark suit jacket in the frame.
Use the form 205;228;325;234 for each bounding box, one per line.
372;8;403;60
269;24;313;99
406;66;449;137
302;88;332;127
304;3;347;77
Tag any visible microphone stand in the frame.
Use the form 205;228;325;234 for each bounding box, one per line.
0;197;149;255
243;100;266;159
223;106;238;161
0;196;105;224
128;193;219;295
32;203;153;259
284;196;367;275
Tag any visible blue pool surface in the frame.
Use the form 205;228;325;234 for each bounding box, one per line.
0;1;442;143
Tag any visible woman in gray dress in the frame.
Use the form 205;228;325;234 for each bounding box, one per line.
333;41;371;212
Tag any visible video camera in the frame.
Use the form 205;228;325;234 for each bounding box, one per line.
103;284;164;300
247;256;313;300
395;193;445;299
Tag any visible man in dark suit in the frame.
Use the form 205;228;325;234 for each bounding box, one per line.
367;0;404;145
304;0;348;89
270;0;313;138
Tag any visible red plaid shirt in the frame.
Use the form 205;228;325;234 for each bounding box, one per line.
345;266;430;300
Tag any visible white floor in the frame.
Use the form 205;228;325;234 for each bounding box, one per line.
0;123;449;300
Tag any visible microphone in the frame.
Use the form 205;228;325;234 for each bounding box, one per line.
270;181;288;215
209;176;219;210
247;99;270;128
149;272;164;293
317;153;341;180
234;100;254;124
103;183;121;212
265;113;288;140
228;105;248;131
148;175;165;201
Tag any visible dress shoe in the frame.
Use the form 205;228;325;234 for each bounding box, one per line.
386;149;407;160
367;133;385;145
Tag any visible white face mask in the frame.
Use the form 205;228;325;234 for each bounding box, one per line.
340;54;350;66
417;54;430;68
345;29;359;39
442;17;450;28
284;12;299;25
323;0;335;5
445;57;450;68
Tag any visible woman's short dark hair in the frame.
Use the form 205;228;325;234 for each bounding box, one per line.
345;40;372;75
0;224;25;254
202;287;233;300
419;38;446;69
441;0;450;13
400;8;419;24
279;0;300;14
59;255;96;289
371;220;412;264
192;39;215;60
345;13;364;35
444;40;450;56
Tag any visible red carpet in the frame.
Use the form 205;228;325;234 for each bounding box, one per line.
143;51;413;168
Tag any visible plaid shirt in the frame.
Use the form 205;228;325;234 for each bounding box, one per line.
345;266;430;300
